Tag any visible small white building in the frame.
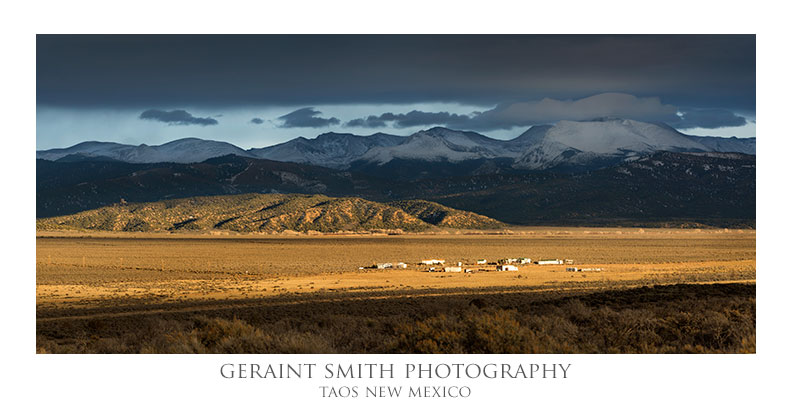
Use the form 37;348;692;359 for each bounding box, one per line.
377;262;393;269
421;259;445;265
444;266;463;272
518;258;532;264
395;262;408;269
536;259;563;265
496;265;518;271
564;259;575;265
476;259;487;265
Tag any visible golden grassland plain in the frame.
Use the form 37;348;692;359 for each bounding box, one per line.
36;227;756;353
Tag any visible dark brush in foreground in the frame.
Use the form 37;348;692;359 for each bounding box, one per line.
36;283;755;354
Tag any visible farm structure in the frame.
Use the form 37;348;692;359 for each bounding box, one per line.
498;257;532;265
497;265;519;271
537;259;564;265
568;266;603;272
361;261;410;270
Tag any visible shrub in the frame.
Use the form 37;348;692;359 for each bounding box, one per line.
142;316;336;353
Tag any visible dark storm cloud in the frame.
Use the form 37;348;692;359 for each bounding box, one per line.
347;94;673;130
277;107;340;128
347;111;472;129
346;93;749;131
468;93;679;130
671;108;748;129
36;35;755;113
345;116;388;128
385;111;472;128
250;117;264;124
138;109;218;126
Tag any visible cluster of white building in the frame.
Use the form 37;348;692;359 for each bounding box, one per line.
362;257;580;273
497;258;533;265
360;262;409;270
497;258;575;266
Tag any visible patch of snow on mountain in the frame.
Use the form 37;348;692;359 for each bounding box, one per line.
361;128;507;164
250;132;406;168
545;119;708;154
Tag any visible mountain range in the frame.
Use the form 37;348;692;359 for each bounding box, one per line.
37;119;755;172
36;118;756;228
37;138;253;164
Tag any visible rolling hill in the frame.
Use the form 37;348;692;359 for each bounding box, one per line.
389;199;505;229
35;194;505;233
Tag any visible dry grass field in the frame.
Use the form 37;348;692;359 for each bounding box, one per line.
35;227;755;353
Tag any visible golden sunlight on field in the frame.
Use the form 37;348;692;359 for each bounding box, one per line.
36;228;754;310
35;228;755;353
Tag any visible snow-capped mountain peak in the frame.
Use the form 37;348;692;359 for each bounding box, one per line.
542;119;708;154
248;131;405;168
360;127;511;164
508;118;730;170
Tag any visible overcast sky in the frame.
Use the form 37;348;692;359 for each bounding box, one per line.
36;35;755;150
